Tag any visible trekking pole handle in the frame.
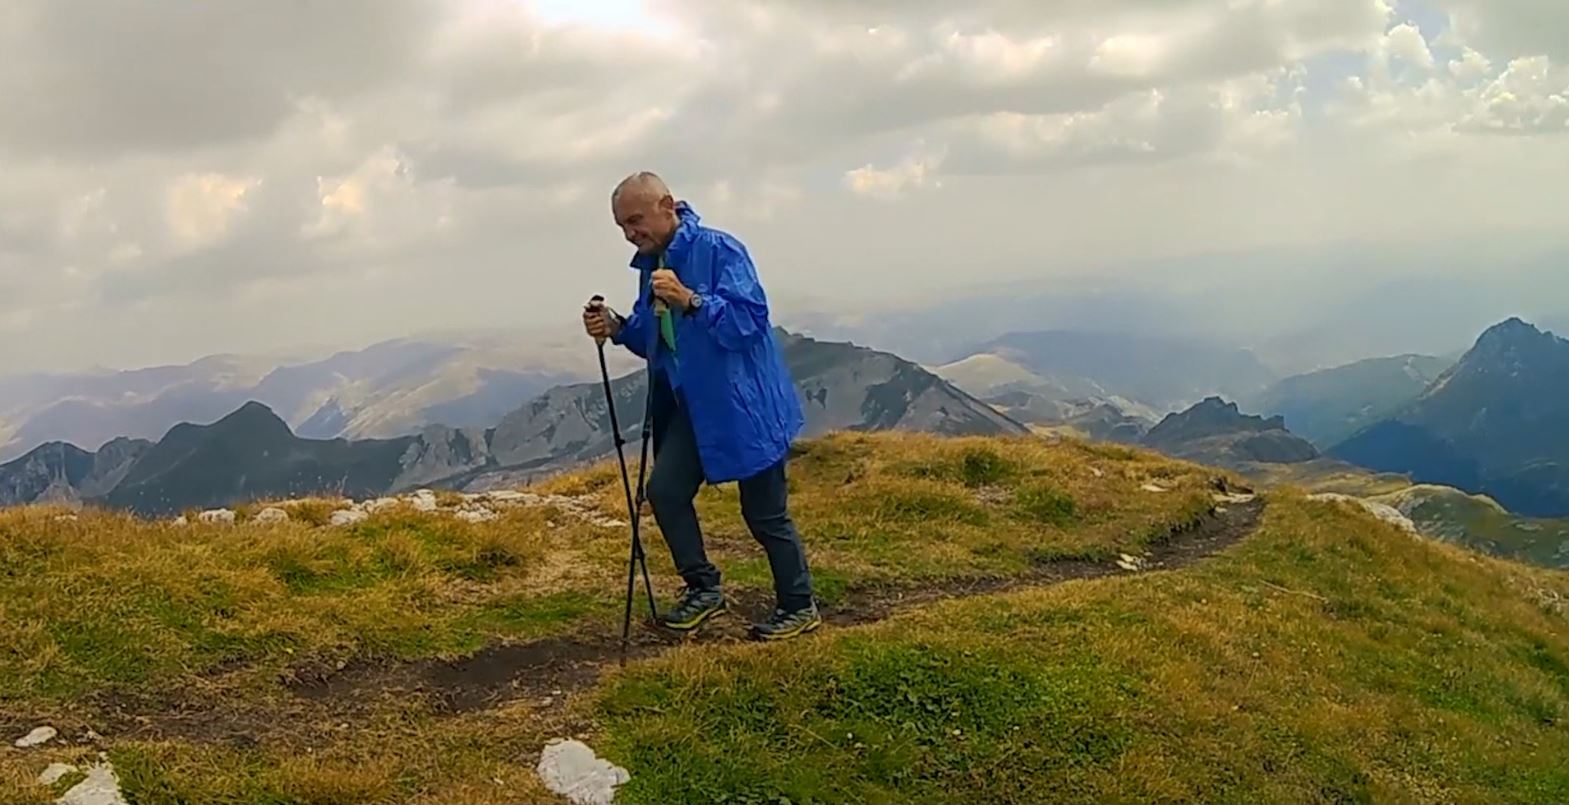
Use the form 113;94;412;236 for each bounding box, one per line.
586;295;614;346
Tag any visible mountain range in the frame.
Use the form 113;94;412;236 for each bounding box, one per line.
1331;318;1569;517
0;330;1025;515
947;330;1278;413
7;310;1569;525
0;328;620;463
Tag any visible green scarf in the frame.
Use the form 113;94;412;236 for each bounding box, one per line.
655;254;677;354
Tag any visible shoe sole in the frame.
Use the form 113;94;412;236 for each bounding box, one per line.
751;616;823;642
659;603;727;632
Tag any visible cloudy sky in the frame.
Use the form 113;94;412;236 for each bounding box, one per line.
0;0;1565;375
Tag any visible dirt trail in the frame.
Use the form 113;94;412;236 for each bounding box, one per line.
287;495;1267;718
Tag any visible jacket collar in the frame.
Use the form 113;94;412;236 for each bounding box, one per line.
629;200;701;271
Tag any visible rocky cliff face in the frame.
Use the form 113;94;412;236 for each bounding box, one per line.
0;438;151;508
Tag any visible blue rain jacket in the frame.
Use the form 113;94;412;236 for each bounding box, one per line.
610;202;804;484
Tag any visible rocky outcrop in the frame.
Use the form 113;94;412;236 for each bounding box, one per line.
1141;396;1320;470
1144;397;1291;449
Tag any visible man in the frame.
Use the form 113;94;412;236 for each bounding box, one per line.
582;172;820;641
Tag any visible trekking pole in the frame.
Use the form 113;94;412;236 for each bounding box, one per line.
587;296;660;665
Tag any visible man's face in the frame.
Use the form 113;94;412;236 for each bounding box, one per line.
612;190;678;254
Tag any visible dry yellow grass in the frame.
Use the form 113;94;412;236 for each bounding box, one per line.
0;432;1226;803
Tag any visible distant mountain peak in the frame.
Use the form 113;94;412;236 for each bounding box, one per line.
1476;317;1546;344
1333;317;1569;517
216;400;290;428
1190;395;1246;415
1440;317;1565;385
1146;396;1290;446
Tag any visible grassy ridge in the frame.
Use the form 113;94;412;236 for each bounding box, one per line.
6;432;1562;803
1373;484;1569;570
594;493;1569;804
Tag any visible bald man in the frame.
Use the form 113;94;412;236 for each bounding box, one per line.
583;172;819;641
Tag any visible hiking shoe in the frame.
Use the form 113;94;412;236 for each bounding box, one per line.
659;586;726;632
749;603;822;642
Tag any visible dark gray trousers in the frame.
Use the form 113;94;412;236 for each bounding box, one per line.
645;375;815;612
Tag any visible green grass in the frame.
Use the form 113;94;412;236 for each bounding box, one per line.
600;637;1136;804
591;491;1569;804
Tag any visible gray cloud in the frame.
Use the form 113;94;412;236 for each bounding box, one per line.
1433;0;1569;61
0;0;1565;376
0;0;439;157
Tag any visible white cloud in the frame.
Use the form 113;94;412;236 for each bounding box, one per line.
1091;33;1171;78
1384;24;1436;71
166;173;261;250
1464;56;1569;132
845;150;945;199
1450;48;1493;81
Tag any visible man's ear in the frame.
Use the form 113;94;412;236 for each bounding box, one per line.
658;194;676;213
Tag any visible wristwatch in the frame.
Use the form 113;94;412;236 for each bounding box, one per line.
685;294;703;315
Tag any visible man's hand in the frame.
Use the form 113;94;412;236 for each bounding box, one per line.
650;269;695;311
583;298;621;343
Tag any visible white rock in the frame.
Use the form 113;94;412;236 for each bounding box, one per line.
1213;492;1257;504
455;507;497;524
1141;484;1168;493
38;763;77;786
252;507;289;524
411;490;439;512
1116;553;1148;572
15;726;56;748
1309;493;1419;535
536;739;630;805
329;509;369;527
198;509;236;525
57;762;128;805
1090;468;1105;478
485;490;528;503
171;515;188;526
364;497;401;513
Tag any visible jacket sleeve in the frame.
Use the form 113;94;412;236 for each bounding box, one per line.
609;282;653;360
690;237;769;351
